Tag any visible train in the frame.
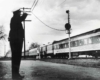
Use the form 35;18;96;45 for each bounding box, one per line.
28;28;100;59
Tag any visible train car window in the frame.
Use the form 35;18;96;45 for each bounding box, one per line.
59;44;63;49
84;39;88;45
73;41;76;47
70;42;72;47
75;41;78;46
71;41;76;47
56;45;59;49
74;40;79;46
47;45;52;50
77;40;80;46
62;43;65;48
56;45;57;49
61;44;63;48
64;43;66;48
61;44;65;48
88;38;92;44
63;43;66;48
79;39;84;46
79;40;81;46
92;36;100;43
59;44;61;49
71;41;74;47
52;45;54;50
65;43;68;48
98;35;100;42
54;45;56;49
70;42;73;47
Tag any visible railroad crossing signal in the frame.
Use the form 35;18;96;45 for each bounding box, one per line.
65;23;71;31
65;10;71;59
65;10;71;31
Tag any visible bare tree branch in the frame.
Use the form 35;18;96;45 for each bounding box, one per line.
0;25;6;40
29;42;40;50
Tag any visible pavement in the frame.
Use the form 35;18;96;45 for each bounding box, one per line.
0;60;100;80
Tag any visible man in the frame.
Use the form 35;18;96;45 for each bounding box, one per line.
8;9;28;79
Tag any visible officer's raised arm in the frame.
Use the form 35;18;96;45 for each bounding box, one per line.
21;13;28;21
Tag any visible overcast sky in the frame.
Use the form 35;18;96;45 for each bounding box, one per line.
0;0;100;56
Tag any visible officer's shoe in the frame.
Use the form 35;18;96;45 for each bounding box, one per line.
17;74;24;78
12;74;24;80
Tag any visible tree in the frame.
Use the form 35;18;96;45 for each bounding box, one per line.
0;25;6;40
4;50;11;58
0;25;7;57
29;42;40;50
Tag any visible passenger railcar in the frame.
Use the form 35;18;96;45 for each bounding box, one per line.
40;45;47;58
46;44;54;58
53;28;100;58
40;28;100;59
28;48;39;58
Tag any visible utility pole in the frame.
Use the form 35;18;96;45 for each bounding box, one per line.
65;10;71;59
21;7;31;58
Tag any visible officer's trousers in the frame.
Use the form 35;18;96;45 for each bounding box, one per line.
9;39;23;77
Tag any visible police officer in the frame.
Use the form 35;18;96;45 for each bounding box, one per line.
8;9;28;79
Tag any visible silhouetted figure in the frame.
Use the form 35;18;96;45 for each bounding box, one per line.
8;9;28;79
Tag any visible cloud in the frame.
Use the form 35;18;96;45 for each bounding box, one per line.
1;0;100;45
28;0;100;44
62;0;100;20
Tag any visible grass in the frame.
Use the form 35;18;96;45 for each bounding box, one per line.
40;58;100;68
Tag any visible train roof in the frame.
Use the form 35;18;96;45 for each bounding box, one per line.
53;28;100;44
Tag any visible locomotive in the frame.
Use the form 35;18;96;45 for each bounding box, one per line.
28;28;100;59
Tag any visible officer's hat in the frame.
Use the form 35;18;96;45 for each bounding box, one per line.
13;9;21;14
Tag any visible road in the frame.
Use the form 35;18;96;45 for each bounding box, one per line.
0;60;100;80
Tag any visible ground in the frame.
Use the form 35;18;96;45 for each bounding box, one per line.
0;59;100;80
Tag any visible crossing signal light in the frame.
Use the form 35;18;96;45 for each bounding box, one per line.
65;23;71;30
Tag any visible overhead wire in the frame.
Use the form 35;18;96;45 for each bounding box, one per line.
31;0;39;12
30;0;66;31
32;13;65;31
58;0;66;6
31;0;36;9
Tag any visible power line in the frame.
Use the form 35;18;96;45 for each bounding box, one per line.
58;0;66;6
32;13;65;31
31;0;36;9
30;0;66;31
31;0;39;11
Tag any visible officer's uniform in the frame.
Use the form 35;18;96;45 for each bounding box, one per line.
8;9;27;79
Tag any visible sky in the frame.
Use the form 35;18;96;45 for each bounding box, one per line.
0;0;100;56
